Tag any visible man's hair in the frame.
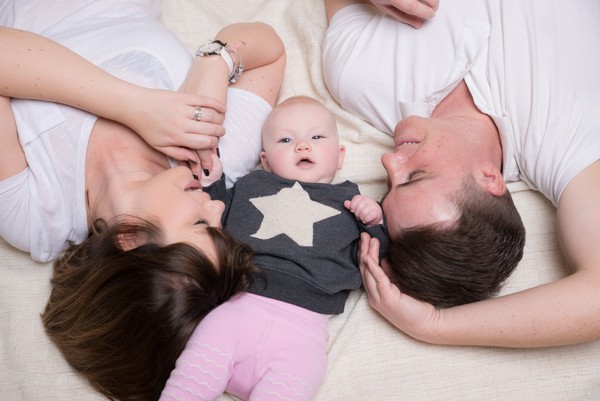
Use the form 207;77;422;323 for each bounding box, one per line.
386;176;526;308
42;219;256;401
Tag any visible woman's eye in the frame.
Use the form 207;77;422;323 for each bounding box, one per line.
194;219;209;226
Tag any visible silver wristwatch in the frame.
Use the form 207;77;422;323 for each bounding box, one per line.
195;40;243;83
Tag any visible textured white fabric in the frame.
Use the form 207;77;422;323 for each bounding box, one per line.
1;1;599;401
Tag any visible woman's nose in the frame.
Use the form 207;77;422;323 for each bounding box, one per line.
205;200;225;227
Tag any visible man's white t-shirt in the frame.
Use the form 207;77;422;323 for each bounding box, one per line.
323;0;600;206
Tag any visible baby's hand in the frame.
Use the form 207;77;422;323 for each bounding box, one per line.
199;153;223;188
344;195;384;226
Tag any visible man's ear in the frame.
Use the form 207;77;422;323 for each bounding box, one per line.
338;145;346;169
259;150;271;172
478;162;506;196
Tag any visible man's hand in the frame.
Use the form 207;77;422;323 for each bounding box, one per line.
369;0;439;28
359;232;439;340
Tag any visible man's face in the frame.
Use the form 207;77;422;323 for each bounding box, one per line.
380;115;475;238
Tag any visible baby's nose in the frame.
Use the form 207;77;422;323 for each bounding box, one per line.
295;141;311;151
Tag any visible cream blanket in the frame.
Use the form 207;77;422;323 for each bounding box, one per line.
1;1;599;400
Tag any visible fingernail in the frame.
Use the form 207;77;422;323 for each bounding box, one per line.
203;168;210;176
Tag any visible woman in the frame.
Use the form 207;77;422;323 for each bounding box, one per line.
0;0;285;262
1;2;284;398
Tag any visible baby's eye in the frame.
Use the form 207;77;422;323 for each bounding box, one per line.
279;137;292;143
312;135;324;140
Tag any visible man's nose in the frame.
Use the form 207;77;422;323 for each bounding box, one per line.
381;152;406;182
381;151;407;167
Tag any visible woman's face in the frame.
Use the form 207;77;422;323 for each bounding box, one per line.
116;166;225;264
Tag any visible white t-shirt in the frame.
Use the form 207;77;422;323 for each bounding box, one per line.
0;1;270;262
323;0;600;206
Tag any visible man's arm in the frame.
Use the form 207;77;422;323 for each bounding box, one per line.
360;160;600;347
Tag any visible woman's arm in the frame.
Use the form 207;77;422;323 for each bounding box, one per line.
177;22;285;172
360;162;600;347
0;26;226;163
0;95;25;180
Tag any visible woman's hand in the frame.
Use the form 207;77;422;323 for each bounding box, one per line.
359;232;439;340
369;0;439;28
199;153;224;188
118;87;226;167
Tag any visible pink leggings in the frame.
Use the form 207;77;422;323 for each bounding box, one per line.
160;293;329;401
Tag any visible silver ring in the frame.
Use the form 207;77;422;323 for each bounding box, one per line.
193;106;202;121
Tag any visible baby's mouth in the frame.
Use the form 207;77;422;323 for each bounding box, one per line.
297;157;314;168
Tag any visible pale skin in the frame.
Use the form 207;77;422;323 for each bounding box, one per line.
325;0;600;347
0;23;286;253
201;97;384;226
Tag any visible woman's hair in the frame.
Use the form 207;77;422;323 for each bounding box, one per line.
42;218;256;401
386;175;526;308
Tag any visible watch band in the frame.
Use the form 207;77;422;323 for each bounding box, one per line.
195;40;243;83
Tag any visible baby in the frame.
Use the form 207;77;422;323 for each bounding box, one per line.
160;96;388;401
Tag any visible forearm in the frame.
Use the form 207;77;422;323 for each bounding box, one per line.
426;271;600;347
178;22;285;105
175;22;284;171
0;26;143;120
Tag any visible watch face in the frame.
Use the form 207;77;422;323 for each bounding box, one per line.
201;42;223;55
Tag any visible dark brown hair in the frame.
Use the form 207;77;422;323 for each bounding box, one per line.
42;219;255;401
386;176;525;308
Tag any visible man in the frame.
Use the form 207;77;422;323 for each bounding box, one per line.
323;0;600;347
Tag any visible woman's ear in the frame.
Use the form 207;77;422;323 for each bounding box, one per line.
117;232;143;252
259;150;271;172
478;162;506;196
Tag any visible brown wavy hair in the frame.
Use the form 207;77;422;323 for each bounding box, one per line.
386;176;525;308
42;219;256;401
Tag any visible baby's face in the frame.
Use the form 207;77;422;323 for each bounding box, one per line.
260;100;344;184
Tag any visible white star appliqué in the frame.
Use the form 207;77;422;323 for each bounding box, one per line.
250;182;340;247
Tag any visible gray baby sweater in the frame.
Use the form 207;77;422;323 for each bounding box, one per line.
205;170;388;314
